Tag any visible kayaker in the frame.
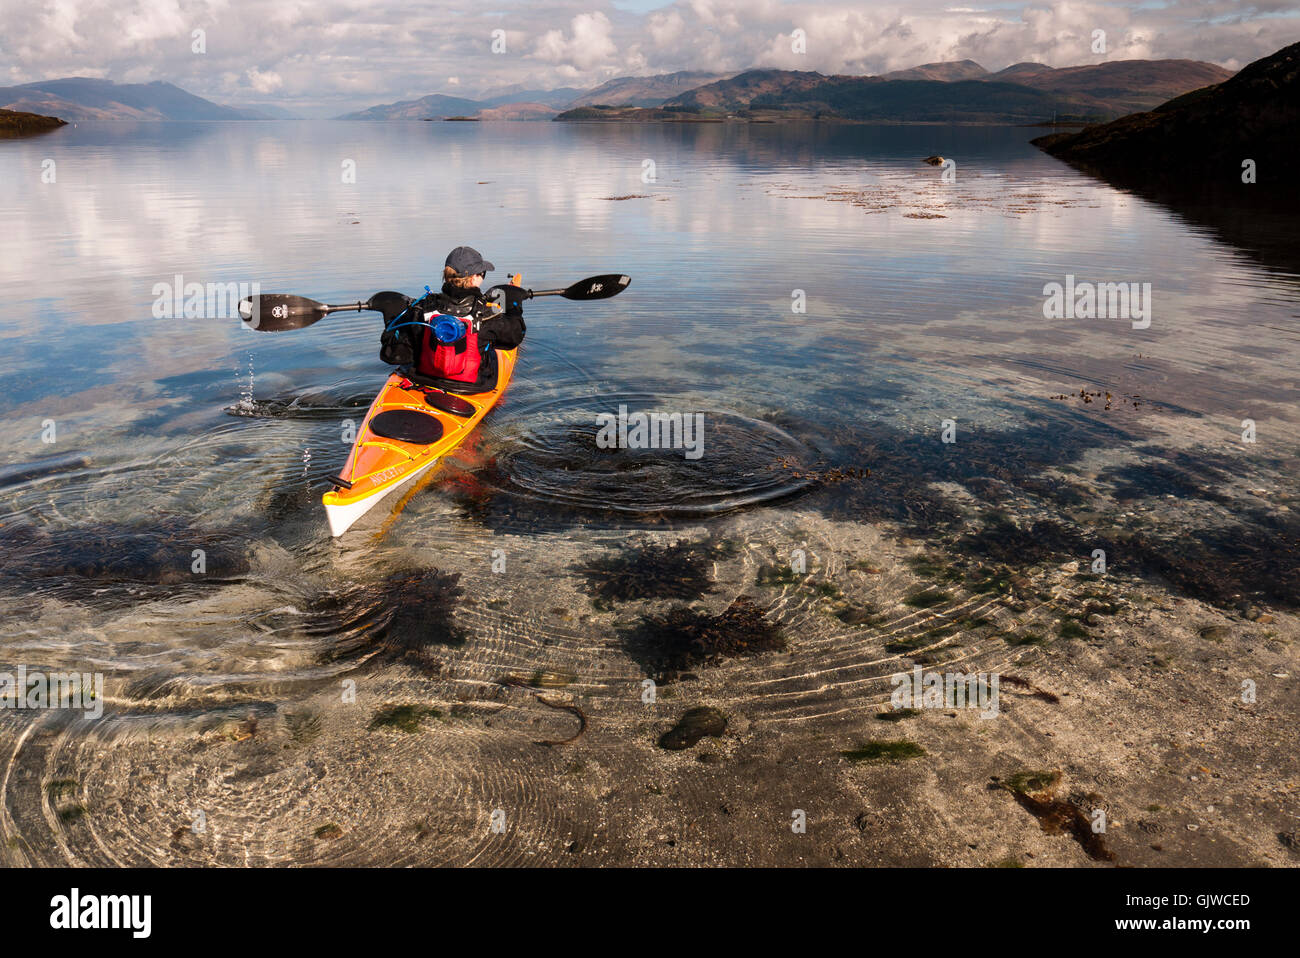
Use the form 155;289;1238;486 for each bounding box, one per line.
379;246;526;387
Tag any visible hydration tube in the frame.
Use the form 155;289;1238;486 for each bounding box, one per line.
383;285;475;340
382;285;433;337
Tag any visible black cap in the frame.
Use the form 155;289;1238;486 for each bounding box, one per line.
445;246;494;276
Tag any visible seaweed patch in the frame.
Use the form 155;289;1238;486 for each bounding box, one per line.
622;597;785;679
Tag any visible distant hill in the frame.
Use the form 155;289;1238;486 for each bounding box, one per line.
661;69;1100;121
667;70;827;109
984;59;1234;113
0;108;67;136
656;58;1235;122
475;102;560;120
567;71;734;107
1033;41;1299;190
478;86;588;109
0;78;261;121
554;104;725;122
877;60;989;82
337;93;486;120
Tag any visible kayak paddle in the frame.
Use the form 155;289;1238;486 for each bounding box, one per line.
239;275;630;332
523;274;631;300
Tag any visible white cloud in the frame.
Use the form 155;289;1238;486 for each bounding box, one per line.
532;12;619;71
0;0;1292;116
245;68;282;93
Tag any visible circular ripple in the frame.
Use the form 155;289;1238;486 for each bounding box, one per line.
486;393;815;517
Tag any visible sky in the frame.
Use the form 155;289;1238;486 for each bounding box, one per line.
1;0;1297;116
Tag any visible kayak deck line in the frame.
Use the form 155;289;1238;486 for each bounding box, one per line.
323;349;517;537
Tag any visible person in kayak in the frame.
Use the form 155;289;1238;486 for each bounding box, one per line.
379;245;526;390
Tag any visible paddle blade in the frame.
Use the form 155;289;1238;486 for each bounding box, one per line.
238;294;329;331
561;274;631;300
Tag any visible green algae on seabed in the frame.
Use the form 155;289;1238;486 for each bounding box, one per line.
46;779;78;801
907;555;965;582
756;563;801;586
1058;619;1089;639
993;770;1115;863
841;740;925;763
1001;770;1062;795
904;588;951;609
369;704;443;733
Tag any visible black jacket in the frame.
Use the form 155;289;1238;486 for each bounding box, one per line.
379;282;525;366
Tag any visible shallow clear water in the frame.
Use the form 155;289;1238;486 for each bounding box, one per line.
1;120;1296;864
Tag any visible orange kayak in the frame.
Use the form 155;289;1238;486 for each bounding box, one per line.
322;348;517;536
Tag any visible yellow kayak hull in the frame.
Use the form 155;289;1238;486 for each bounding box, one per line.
322;349;517;536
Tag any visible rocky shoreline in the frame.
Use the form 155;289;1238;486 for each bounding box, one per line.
0;108;66;137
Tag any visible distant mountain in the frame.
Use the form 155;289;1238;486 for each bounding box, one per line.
984;59;1234;113
337;93;485;120
555;104;725;122
567;71;734;107
0;78;260;121
475;102;559;120
478;86;588;109
1033;41;1299;190
989;62;1055;83
667;70;827;109
658;58;1235;122
878;60;989;82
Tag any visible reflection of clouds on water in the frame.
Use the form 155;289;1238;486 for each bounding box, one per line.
0;121;1298;864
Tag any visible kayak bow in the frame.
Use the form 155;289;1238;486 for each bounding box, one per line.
322;349;517;537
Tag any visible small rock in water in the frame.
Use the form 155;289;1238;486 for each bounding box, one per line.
658;707;727;751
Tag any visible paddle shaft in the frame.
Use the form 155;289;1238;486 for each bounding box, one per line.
241;274;628;331
316;284;600;312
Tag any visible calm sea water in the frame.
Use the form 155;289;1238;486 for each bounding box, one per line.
0;120;1296;864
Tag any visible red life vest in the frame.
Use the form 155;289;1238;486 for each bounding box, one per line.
416;313;482;382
